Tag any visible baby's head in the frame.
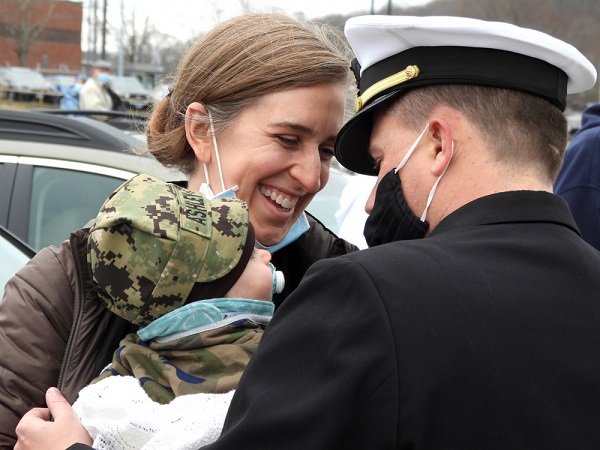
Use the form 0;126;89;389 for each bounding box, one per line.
88;174;281;327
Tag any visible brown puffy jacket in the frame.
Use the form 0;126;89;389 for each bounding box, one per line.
0;227;134;449
0;214;357;448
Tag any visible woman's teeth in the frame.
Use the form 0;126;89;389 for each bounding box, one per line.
260;187;297;209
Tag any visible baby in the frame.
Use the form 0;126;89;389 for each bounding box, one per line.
72;174;284;449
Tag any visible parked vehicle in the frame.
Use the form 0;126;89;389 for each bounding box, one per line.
0;225;35;302
45;74;77;94
152;82;169;105
109;75;153;110
36;109;148;141
0;109;181;251
0;67;62;103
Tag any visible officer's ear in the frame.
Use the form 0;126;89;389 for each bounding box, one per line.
428;118;453;177
185;102;212;164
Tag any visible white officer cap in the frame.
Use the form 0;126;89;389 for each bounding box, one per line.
335;15;597;175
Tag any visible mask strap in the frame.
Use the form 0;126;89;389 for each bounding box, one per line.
395;124;429;173
420;140;454;222
202;163;210;187
207;108;226;193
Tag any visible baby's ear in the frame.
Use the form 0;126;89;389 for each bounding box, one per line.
185;102;212;163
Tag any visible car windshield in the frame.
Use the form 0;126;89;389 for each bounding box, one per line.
110;76;145;91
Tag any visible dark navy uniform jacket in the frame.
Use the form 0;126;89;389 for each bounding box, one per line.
205;190;600;449
555;102;600;251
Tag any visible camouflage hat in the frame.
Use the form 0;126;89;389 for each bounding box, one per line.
88;174;254;326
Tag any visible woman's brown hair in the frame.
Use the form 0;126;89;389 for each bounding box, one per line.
146;12;351;175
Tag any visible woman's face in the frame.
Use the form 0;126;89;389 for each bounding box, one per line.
193;83;347;246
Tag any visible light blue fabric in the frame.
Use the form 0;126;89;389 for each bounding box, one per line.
198;182;238;200
137;298;274;341
255;212;310;254
96;73;111;84
211;186;238;200
60;85;82;110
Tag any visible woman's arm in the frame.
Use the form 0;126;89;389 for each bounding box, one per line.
0;244;76;447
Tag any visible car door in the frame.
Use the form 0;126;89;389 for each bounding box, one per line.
0;225;35;301
1;156;134;251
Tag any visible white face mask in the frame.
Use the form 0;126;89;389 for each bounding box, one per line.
394;124;453;222
199;109;239;200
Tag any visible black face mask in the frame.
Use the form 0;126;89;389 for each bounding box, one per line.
363;168;429;247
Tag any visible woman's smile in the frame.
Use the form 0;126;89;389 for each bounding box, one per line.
259;185;299;211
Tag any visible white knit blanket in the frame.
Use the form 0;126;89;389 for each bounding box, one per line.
72;376;233;450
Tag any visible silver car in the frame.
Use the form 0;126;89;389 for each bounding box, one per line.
0;226;35;301
0;109;181;251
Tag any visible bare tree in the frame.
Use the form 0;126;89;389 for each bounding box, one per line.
238;0;252;13
0;0;56;66
110;11;157;65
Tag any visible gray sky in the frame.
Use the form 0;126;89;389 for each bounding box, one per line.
91;0;432;49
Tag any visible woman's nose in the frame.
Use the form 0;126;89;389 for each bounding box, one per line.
290;148;322;193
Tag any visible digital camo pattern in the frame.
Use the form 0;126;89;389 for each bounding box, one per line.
92;321;264;404
88;174;250;326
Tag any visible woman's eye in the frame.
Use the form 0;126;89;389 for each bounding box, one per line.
277;135;299;145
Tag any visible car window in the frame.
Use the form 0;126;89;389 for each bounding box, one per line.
28;167;127;250
0;230;32;302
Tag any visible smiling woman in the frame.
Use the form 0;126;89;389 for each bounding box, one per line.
146;12;358;302
0;12;359;449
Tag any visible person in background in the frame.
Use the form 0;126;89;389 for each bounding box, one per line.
60;73;87;110
0;12;356;448
554;102;600;251
74;174;282;449
78;59;113;111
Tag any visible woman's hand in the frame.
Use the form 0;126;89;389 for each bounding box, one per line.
15;387;93;450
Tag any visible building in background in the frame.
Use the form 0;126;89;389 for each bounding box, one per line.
0;0;82;75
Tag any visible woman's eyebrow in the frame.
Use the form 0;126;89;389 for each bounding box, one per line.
269;121;313;135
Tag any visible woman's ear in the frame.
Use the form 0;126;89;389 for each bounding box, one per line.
428;118;453;177
185;102;212;164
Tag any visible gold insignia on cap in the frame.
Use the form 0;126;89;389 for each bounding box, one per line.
355;65;420;112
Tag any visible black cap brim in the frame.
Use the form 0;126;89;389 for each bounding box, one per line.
335;89;401;176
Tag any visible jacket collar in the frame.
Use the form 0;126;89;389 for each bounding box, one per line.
430;191;580;237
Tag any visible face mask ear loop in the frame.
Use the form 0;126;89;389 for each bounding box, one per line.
207;109;226;193
420;140;454;222
202;163;211;188
395;124;429;173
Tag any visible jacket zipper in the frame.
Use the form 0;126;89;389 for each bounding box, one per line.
56;232;86;391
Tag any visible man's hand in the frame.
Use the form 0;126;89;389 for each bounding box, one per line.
15;387;93;450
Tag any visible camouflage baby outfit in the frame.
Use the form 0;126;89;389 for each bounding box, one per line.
87;174;274;403
94;300;272;404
